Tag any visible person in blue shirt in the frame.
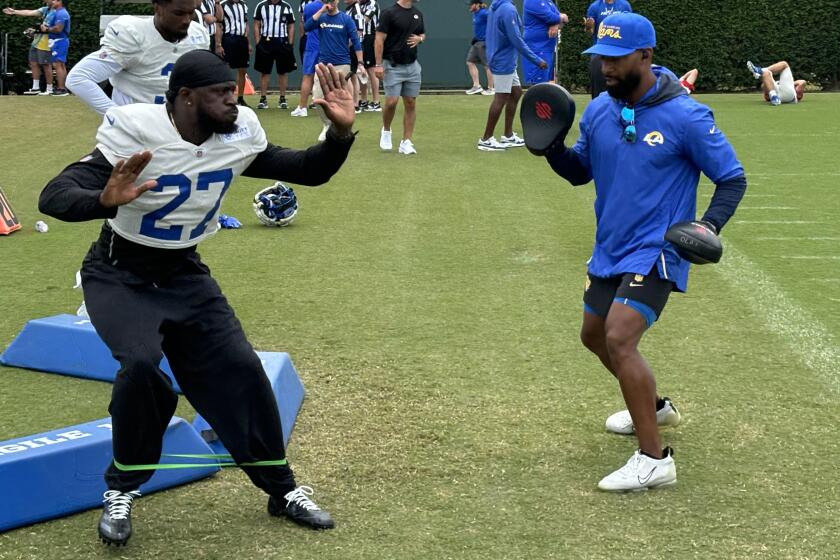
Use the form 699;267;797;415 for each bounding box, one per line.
522;0;567;85
465;1;493;95
304;0;365;140
540;13;747;491
292;0;323;117
41;0;70;95
478;0;546;152
584;0;631;98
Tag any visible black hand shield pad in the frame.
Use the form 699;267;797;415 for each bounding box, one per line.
520;83;576;155
664;221;723;265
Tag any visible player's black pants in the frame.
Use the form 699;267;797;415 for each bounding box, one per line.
81;224;296;496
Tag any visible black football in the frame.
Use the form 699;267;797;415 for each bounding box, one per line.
664;221;723;265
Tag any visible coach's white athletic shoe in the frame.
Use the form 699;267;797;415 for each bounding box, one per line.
598;448;676;492
380;128;393;151
481;88;495;96
318;125;329;142
605;397;681;435
500;132;526;148
291;107;308;117
465;85;483;95
477;137;507;151
746;60;763;80
398;139;417;155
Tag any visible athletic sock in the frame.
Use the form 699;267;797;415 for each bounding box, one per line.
32;79;40;90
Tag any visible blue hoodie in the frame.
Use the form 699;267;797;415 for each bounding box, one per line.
486;0;543;75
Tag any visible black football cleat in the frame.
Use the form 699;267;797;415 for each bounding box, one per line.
98;490;141;546
268;486;335;530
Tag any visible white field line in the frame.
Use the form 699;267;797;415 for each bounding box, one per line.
738;206;796;210
757;237;840;241
734;220;822;224
741;194;776;198
716;245;840;390
781;256;840;260
747;172;840;177
811;278;840;283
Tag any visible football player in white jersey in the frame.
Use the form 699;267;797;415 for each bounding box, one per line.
40;51;356;545
66;0;210;114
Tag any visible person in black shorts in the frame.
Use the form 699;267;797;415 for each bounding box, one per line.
254;0;297;109
359;0;380;111
217;0;251;106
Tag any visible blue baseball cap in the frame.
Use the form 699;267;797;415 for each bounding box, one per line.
582;12;656;57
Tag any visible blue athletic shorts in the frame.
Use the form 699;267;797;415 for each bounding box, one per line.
49;38;68;63
303;48;318;75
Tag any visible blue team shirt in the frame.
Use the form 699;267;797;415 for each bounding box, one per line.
303;0;322;51
472;7;488;42
523;0;561;53
304;11;360;65
571;68;744;292
586;0;631;45
47;7;70;40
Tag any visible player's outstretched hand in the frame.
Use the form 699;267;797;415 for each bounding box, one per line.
99;151;158;208
313;63;355;135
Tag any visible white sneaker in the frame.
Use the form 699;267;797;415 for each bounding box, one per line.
23;88;40;95
38;89;53;96
605;397;681;435
769;91;781;106
500;132;526;148
380;128;393;151
398;139;417;155
318;125;329;142
598;448;677;492
481;88;495;96
465;85;483;95
291;107;308;117
477;137;508;151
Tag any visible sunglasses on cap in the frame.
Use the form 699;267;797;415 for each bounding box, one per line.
620;106;636;143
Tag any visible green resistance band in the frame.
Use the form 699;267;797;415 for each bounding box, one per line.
114;454;288;471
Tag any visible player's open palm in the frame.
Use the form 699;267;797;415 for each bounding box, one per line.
313;63;355;132
99;151;158;208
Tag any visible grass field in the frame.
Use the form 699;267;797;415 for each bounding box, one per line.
0;91;839;560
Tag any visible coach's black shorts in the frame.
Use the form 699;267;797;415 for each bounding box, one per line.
254;38;297;75
349;46;358;74
362;34;376;68
222;34;249;69
583;265;674;327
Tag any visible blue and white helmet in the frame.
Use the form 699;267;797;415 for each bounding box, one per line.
253;182;298;227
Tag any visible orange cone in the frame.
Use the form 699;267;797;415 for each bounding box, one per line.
0;187;22;235
243;74;256;95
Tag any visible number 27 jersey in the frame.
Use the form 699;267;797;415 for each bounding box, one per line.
96;103;267;249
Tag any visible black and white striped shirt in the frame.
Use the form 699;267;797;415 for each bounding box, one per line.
221;0;248;36
199;0;217;36
346;2;365;34
254;0;295;39
360;0;379;37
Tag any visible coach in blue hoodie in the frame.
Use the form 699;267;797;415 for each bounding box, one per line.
478;0;546;152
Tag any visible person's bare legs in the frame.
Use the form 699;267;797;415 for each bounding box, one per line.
297;74;314;109
382;95;399;131
502;86;522;138
481;92;508;140
29;60;41;87
53;62;66;90
467;61;480;89
402;95;416;140
485;67;494;90
260;73;270;97
278;73;288;100
604;303;661;457
237;68;246;98
368;72;380;104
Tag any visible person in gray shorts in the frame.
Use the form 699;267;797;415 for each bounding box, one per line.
3;1;54;94
465;0;493;95
373;0;425;155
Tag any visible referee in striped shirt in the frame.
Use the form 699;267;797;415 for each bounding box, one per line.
254;0;296;109
199;0;220;52
216;0;251;106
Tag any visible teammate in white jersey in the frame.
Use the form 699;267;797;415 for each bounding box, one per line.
40;51;356;546
66;0;210;114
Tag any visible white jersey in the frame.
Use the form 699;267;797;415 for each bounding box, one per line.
96;104;267;249
102;16;210;105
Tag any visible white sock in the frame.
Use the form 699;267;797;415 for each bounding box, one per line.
770;89;778;97
32;79;40;90
46;84;53;92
